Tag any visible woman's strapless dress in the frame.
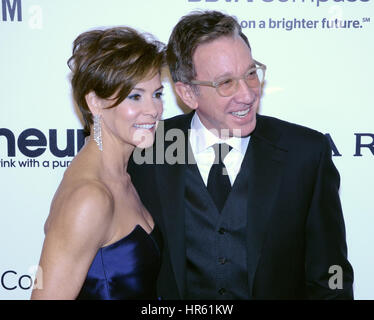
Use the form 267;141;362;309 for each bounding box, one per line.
77;224;162;300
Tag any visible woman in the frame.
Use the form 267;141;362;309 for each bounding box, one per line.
31;27;164;299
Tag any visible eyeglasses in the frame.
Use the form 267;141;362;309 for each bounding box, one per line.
190;60;266;97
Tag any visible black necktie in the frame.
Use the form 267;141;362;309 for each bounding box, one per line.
207;143;232;212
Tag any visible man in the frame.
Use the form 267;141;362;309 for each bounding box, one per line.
128;10;353;299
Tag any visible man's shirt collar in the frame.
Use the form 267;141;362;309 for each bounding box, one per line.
189;112;250;155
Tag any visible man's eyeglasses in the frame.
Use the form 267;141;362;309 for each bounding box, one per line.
190;60;266;97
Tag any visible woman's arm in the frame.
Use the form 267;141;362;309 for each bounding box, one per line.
31;182;113;299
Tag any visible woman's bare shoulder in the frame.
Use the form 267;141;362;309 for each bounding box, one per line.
45;178;115;248
66;179;114;211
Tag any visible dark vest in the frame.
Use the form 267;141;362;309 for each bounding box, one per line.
184;155;250;299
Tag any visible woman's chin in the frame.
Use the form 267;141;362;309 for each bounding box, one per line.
132;130;155;149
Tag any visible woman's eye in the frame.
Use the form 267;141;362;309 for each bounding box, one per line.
128;94;141;101
154;91;163;99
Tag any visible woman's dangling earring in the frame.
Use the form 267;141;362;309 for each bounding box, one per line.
93;114;103;151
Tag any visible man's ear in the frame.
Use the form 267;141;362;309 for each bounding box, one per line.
85;91;102;115
174;82;198;110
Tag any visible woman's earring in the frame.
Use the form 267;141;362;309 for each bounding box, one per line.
93;114;103;151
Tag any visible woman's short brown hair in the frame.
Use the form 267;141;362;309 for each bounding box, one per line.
68;26;164;135
166;10;250;85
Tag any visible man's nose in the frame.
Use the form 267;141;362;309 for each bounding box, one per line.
233;79;258;103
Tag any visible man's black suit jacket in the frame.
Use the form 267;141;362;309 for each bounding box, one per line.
128;112;354;299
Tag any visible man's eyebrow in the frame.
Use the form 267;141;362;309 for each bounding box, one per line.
214;62;256;80
245;61;256;71
215;72;233;80
248;62;256;69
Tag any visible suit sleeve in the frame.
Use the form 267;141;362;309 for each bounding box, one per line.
305;134;354;299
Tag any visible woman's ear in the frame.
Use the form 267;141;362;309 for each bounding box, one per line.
174;82;199;110
85;91;101;115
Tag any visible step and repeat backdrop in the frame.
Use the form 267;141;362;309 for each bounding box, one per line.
1;0;373;299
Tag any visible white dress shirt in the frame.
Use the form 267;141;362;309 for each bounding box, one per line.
189;112;250;186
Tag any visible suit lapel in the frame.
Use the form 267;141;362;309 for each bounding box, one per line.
245;115;288;297
156;162;186;298
155;112;194;299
